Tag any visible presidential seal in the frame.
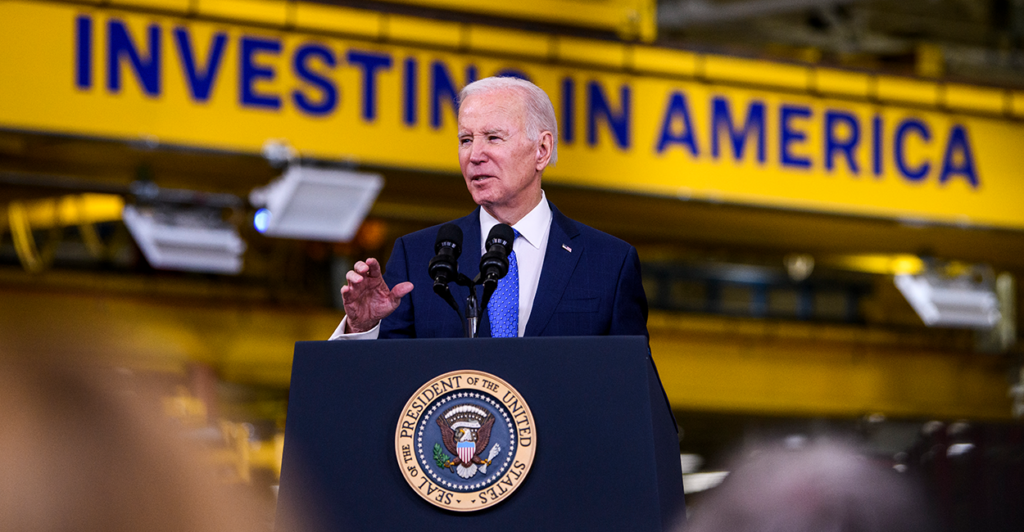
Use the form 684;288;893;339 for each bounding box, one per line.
395;370;536;512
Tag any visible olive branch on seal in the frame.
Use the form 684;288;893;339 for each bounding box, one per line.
433;443;454;468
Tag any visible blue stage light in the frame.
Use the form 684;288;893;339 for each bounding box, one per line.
254;208;271;233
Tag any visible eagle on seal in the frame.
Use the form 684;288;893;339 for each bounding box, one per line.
436;404;501;479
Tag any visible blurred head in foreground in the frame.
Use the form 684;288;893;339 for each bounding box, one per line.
0;358;266;532
684;441;932;532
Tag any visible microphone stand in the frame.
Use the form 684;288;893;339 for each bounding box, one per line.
432;223;514;338
464;287;479;338
455;274;487;338
436;273;497;338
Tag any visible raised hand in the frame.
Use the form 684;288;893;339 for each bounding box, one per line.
340;258;414;333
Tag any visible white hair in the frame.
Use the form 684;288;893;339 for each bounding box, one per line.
458;76;559;166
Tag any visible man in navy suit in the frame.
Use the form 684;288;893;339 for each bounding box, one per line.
332;76;647;339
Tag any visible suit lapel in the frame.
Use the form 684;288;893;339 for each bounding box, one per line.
525;203;582;336
453;209;486;337
456;208;482;280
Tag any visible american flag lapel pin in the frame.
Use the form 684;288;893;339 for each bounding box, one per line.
562;244;572;253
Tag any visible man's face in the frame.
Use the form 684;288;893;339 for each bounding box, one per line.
458;89;546;218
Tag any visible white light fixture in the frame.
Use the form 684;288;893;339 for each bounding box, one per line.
249;166;383;242
679;454;704;474
894;272;1001;329
682;471;729;494
946;443;975;457
123;205;246;274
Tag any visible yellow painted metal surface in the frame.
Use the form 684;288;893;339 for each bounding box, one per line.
0;279;342;386
818;254;925;275
467;26;550;59
3;1;1024;231
0;283;1013;420
1012;91;1024;118
293;4;383;39
377;0;657;42
944;84;1006;115
812;68;872;99
3;194;124;228
632;46;699;77
558;37;627;68
875;76;941;106
1;194;124;273
110;0;191;11
649;313;1014;420
197;0;288;25
702;55;810;91
386;14;462;48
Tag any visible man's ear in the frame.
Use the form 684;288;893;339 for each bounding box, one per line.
535;131;554;170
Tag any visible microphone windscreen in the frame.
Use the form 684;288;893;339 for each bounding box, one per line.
434;223;463;258
486;224;515;253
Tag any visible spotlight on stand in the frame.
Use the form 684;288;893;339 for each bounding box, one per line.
123;205;247;274
894;266;1001;329
249;165;383;242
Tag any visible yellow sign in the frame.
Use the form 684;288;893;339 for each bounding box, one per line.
2;1;1023;230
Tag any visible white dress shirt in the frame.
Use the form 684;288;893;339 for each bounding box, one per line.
330;191;552;340
479;192;551;337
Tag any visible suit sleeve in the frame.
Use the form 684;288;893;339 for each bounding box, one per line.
379;236;417;339
609;245;649;338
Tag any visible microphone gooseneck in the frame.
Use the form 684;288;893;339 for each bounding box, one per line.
478;224;514;316
479;223;514;284
428;223;463;286
427;223;469;335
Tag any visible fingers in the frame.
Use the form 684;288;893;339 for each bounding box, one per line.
391;282;414;302
346;258;381;288
343;258;408;311
345;269;364;286
356;258;382;278
340;282;357;304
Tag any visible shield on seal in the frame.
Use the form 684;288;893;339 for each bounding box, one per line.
457;441;475;464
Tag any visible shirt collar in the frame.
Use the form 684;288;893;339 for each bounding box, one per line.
479;190;551;251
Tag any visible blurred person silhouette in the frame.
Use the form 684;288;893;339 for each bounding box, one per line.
683;440;934;532
0;357;278;532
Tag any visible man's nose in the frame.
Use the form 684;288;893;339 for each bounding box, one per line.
468;137;487;163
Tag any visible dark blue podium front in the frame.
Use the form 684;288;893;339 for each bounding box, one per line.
276;336;685;531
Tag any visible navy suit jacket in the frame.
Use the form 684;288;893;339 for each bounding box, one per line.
378;202;648;338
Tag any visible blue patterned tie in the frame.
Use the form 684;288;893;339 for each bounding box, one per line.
489;230;519;338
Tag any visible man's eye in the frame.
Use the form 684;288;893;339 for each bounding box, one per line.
459;137;471;145
488;135;501;142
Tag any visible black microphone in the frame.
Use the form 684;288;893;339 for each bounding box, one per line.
428;223;462;285
480;224;514;283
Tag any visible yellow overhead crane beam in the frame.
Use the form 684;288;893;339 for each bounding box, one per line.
7;1;1024;231
0;284;1014;420
817;254;925;276
649;313;1013;420
3;194;123;229
1;194;124;273
44;0;1024;117
377;0;657;42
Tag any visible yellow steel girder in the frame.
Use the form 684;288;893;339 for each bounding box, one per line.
0;282;1013;420
650;313;1013;420
2;194;124;273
